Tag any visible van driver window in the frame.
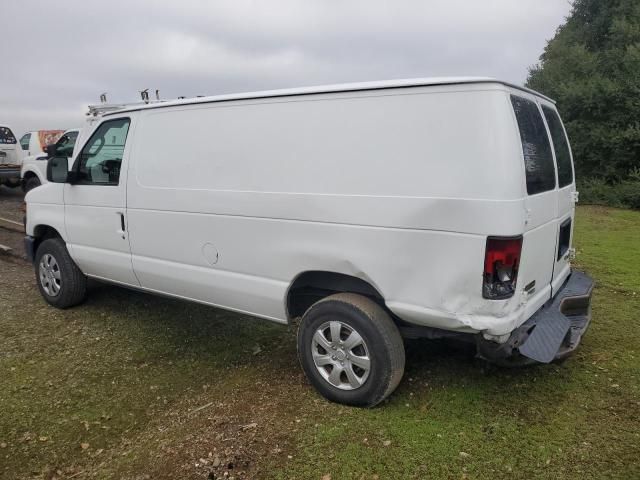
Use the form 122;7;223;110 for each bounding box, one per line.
77;118;130;185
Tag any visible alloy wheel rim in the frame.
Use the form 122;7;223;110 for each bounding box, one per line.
39;253;61;297
311;320;371;390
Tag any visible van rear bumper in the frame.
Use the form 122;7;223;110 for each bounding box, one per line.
477;270;594;365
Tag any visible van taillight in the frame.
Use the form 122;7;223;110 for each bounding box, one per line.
483;236;522;300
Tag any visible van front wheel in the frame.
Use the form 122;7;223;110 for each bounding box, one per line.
34;238;87;309
297;293;405;407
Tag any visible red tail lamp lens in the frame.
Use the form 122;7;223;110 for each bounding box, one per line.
483;236;522;299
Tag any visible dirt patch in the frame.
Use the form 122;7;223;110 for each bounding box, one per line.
0;227;25;259
0;185;25;224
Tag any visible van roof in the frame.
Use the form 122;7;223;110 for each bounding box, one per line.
104;77;554;116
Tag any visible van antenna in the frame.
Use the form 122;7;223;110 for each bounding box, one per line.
140;89;149;103
100;93;107;104
155;89;160;101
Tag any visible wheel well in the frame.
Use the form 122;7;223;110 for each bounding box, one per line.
22;171;40;190
286;271;385;320
33;225;62;252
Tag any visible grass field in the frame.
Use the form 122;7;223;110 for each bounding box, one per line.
0;205;638;479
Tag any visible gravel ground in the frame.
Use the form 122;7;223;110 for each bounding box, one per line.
0;185;25;223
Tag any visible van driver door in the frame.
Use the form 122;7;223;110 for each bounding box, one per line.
63;116;139;286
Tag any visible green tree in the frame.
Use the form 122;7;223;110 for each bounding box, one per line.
527;0;640;181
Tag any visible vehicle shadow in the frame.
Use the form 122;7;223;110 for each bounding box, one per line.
83;280;297;368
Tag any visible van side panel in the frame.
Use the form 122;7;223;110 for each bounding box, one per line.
132;87;522;200
126;86;527;334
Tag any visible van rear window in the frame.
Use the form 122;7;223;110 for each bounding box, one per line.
0;127;16;144
510;95;556;195
542;106;573;188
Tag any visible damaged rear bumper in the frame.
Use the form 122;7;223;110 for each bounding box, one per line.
477;270;594;365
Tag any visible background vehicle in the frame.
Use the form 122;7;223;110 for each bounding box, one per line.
20;99;161;192
25;78;593;407
0;125;22;188
19;130;64;157
21;129;80;192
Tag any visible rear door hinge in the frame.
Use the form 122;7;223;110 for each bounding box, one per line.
572;191;580;203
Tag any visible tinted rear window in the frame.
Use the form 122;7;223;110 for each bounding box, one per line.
0;127;16;144
542;106;573;188
511;95;556;195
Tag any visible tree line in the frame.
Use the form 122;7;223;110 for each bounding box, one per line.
527;0;640;187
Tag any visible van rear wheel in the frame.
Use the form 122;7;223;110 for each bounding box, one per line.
34;238;87;308
297;293;405;407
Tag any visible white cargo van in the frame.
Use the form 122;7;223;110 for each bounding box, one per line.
25;78;593;407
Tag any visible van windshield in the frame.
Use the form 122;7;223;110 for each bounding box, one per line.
0;127;17;144
510;95;556;195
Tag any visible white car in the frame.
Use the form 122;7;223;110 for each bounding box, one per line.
24;78;593;407
21;129;80;192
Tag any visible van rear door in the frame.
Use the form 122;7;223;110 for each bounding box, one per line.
510;94;559;315
540;105;575;294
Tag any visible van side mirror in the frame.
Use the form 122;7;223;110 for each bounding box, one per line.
47;157;70;183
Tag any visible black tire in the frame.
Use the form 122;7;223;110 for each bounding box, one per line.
24;176;41;193
34;237;87;308
297;293;405;407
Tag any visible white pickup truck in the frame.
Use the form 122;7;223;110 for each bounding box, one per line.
21;129;80;192
20;102;152;192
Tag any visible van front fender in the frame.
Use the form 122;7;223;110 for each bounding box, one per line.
25;184;66;239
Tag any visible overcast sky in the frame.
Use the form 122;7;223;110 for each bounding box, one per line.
1;0;571;136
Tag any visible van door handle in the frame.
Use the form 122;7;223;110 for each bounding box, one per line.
117;212;126;239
